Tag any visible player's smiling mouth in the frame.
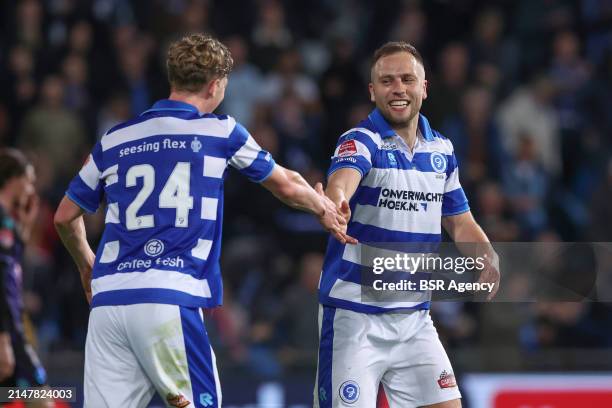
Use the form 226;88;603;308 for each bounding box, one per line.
389;100;410;110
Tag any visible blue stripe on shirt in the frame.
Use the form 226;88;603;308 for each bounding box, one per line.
317;293;431;313
91;288;220;308
332;259;432;289
348;221;441;243
227;122;248;158
327;156;371;179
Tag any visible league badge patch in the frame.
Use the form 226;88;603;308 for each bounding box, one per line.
338;140;358;157
437;370;457;389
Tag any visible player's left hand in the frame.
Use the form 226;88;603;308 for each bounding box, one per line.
477;252;500;301
315;183;357;245
79;268;93;304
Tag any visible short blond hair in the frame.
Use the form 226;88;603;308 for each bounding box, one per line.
371;41;424;80
166;33;233;92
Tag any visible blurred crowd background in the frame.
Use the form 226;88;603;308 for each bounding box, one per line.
1;0;612;387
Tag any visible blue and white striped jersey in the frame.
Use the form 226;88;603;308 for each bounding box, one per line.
66;99;275;308
319;109;469;313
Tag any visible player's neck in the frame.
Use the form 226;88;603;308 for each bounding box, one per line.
393;118;419;151
168;91;216;114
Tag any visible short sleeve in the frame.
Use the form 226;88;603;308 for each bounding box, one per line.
327;131;377;179
66;142;104;213
441;150;469;216
227;122;276;182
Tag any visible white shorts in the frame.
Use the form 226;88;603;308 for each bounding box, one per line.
314;305;461;408
84;304;221;408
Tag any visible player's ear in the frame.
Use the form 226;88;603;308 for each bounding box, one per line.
368;83;375;103
205;78;218;98
423;79;428;100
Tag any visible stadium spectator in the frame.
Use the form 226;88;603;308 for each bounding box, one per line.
18;75;88;187
503;135;550;238
220;35;264;128
496;74;562;176
441;85;506;187
422;42;470;127
250;0;292;73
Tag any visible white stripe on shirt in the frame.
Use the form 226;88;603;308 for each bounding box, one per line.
101;116;236;151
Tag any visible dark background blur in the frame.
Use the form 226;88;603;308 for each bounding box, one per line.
1;0;612;405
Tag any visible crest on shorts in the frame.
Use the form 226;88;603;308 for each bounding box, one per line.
339;380;360;404
437;370;457;389
166;393;190;408
430;151;447;174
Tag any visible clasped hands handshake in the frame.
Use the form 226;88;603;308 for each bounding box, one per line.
314;183;358;245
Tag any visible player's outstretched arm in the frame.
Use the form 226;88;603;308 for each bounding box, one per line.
442;211;500;300
325;167;362;225
54;196;96;304
261;165;357;244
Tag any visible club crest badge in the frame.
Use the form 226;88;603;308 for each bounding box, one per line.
430;152;447;173
339;380;360;404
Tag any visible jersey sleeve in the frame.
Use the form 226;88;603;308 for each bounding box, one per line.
66;141;105;213
442;149;470;216
327;131;377;179
227;122;276;182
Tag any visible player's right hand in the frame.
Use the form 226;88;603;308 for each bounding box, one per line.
0;332;15;381
78;264;94;305
315;183;357;245
338;199;351;224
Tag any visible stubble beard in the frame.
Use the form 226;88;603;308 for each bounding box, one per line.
381;104;419;129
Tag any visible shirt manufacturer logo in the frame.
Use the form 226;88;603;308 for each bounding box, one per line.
319;387;327;402
199;393;214;407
